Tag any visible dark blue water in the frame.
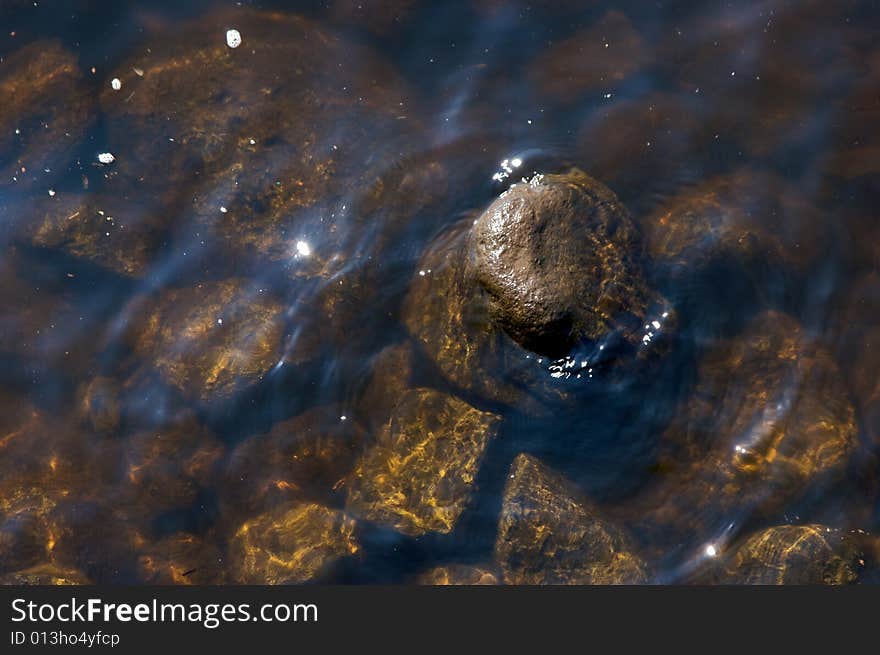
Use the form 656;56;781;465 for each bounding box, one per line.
1;0;879;584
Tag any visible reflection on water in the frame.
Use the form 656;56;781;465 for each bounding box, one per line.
0;0;878;584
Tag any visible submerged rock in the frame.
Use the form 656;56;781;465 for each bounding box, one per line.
99;8;413;267
642;170;823;286
356;342;415;433
137;533;225;585
623;311;857;552
528;10;648;103
347;388;500;536
495;454;648;585
22;192;169;278
0;396;115;573
715;524;861;585
416;563;500;585
0;40;94;192
119;411;223;518
229;501;358;584
78;376;121;435
131;279;286;403
0;563;90;585
222;405;365;517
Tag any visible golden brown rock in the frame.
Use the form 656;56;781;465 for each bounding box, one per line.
0;40;94;191
624;311;857;549
229;502;358;584
0;563;90;585
356;342;414;433
100;8;412;266
717;525;860;585
402;221;525;405
78;376;121;435
137;533;225;585
529;11;648;102
23;193;168;278
131;279;286;402
222;405;364;516
347;388;500;536
496;454;648;585
642;170;823;283
416;563;500;585
119;411;223;517
0;397;114;573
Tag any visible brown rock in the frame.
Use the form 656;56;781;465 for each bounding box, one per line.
223;405;364;517
626;311;857;549
131;279;286;403
416;564;500;585
229;502;358;584
0;40;94;191
470;169;667;358
119;411;223;518
716;524;861;585
137;533;225;585
347;388;500;536
496;454;648;585
529;11;648;102
0;563;90;585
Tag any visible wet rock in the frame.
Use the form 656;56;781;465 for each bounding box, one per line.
715;525;861;585
99;8;413;267
528;10;648;103
0;397;114;573
577;92;708;209
228;501;358;584
828;48;880;179
0;40;94;192
131;279;287;403
470;169;667;359
495;454;648;585
119;410;223;518
222;405;364;517
137;533;225;585
347;388;501;536
22;192;168;278
356;342;414;433
48;501;143;583
833;273;880;448
402;221;530;406
625;311;857;551
78;376;121;435
416;563;500;585
0;563;90;585
327;0;419;36
404;173;673;408
659;2;864;160
0;249;102;379
641;170;826;314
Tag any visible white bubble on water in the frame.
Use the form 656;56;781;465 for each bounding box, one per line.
226;29;242;49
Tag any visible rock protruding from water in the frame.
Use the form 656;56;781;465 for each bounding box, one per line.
347;388;500;536
495;453;648;584
470;169;657;359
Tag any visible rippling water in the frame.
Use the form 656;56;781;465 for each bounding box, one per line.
1;0;878;584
